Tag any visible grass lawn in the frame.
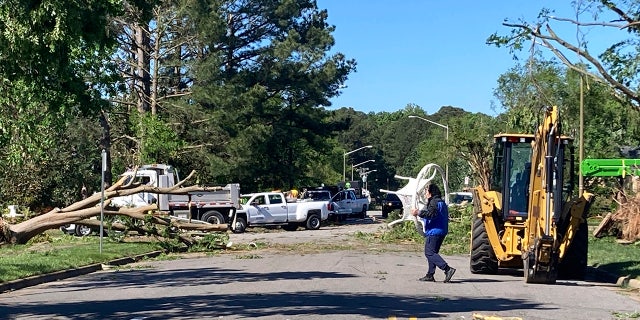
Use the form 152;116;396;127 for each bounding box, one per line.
0;232;161;282
589;236;640;279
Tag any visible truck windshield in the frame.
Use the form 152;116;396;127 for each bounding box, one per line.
122;174;151;186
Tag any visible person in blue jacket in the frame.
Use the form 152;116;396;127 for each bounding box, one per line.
411;183;456;282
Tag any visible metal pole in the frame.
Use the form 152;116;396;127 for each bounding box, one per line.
579;76;584;196
445;126;449;188
343;153;346;182
408;116;449;187
100;149;106;254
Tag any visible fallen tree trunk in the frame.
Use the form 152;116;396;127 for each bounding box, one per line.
0;170;229;245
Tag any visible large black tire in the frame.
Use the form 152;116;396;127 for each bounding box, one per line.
557;222;588;280
231;217;247;234
201;210;225;224
305;214;321;230
381;209;388;219
470;216;499;274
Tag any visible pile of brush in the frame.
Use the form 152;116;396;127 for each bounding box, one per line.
593;192;640;243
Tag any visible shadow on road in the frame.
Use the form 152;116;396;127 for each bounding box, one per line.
1;290;552;319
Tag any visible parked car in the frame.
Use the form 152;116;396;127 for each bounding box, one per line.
381;193;403;218
449;192;473;206
60;219;120;237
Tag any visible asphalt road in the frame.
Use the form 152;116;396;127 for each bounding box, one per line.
1;212;639;320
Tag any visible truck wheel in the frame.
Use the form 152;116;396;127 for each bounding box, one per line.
305;214;321;230
470;215;498;274
231;217;247;234
557;222;588;280
202;210;225;224
74;224;93;237
282;224;298;231
359;205;367;219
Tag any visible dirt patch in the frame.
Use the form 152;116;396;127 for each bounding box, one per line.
228;216;385;245
222;215;422;254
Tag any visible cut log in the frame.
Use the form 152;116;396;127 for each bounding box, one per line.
592;212;613;238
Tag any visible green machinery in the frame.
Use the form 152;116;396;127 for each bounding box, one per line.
581;159;640;178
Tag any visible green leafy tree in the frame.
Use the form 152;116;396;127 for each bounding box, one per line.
185;0;355;191
0;0;119;207
494;59;567;133
105;0;355;192
493;58;640;159
448;113;500;190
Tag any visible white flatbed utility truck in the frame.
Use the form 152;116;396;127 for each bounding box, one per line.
112;164;241;226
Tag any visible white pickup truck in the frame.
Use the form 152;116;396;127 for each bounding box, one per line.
233;191;330;233
329;189;370;220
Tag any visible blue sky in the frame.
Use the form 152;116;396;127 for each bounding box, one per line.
316;1;614;115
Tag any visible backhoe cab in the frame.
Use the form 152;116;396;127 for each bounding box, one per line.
471;106;594;284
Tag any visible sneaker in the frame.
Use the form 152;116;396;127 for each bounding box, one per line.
444;267;456;283
418;274;435;282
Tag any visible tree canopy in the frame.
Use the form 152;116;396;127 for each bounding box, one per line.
488;0;640;111
0;0;636;212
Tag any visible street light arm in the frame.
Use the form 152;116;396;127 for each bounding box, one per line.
343;145;373;181
408;115;448;130
351;159;375;180
345;145;373;156
352;159;375;168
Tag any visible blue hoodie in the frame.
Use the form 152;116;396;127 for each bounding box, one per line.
418;195;449;236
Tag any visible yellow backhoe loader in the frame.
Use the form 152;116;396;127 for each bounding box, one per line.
471;106;594;284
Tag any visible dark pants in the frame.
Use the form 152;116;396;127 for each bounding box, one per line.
424;234;448;275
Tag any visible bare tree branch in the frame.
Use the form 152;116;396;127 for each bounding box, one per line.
502;21;640;111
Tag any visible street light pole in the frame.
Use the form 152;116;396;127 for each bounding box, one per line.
352;159;375;180
408;115;449;185
343;145;373;182
361;169;377;190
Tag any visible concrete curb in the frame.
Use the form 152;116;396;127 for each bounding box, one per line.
589;265;640;289
616;276;640;289
0;250;164;294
